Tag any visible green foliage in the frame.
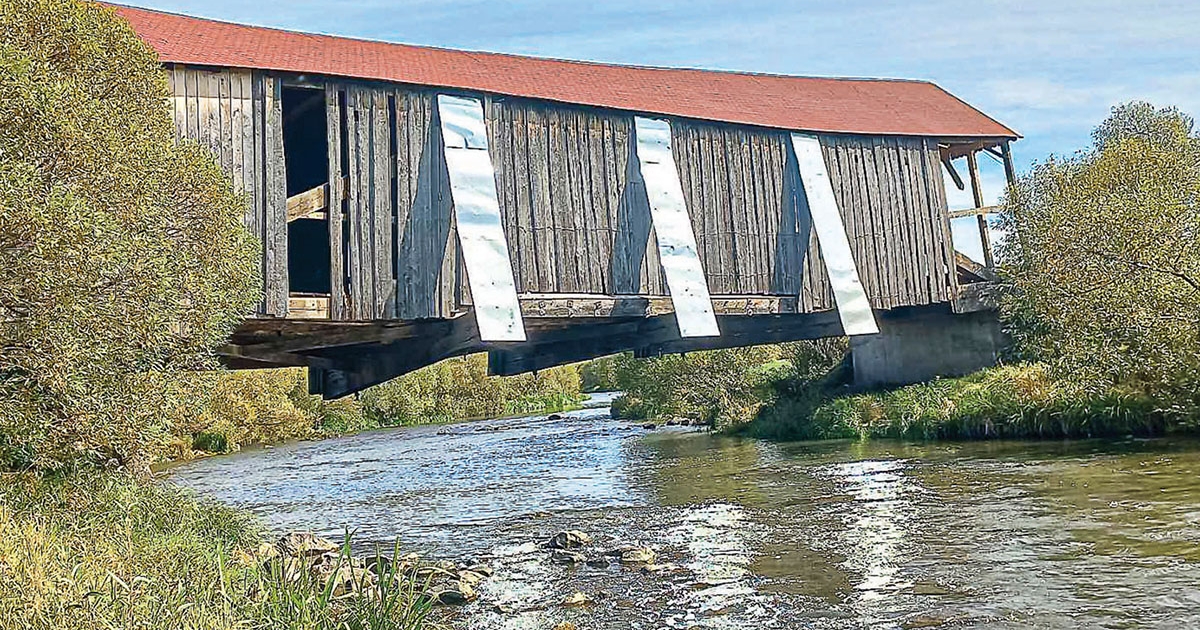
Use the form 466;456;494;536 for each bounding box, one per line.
360;354;582;425
997;101;1200;406
167;357;584;461
0;471;431;630
579;355;621;392
749;364;1193;441
0;0;259;471
608;341;846;428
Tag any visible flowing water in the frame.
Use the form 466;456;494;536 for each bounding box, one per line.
169;394;1200;629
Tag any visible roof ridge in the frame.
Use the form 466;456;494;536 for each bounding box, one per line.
109;2;933;87
110;2;1020;139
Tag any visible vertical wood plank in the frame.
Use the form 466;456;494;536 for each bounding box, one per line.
510;103;536;292
326;85;345;319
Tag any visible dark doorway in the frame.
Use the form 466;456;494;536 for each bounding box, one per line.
282;85;331;296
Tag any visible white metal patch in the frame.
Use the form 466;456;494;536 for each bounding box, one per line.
437;94;526;341
634;117;719;338
790;133;879;336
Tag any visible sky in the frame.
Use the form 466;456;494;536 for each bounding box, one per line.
127;0;1200;259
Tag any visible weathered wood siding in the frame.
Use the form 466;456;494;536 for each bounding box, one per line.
166;64;288;316
337;85;396;320
670;122;956;310
484;97;665;296
169;70;956;322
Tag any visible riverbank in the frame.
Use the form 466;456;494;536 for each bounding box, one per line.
742;363;1195;441
167;354;583;462
0;470;439;630
599;344;1197;441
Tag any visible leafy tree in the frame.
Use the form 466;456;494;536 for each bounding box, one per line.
0;0;260;470
997;102;1200;402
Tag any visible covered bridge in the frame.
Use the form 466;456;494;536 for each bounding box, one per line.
116;4;1019;397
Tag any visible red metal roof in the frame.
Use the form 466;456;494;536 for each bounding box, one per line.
114;4;1018;140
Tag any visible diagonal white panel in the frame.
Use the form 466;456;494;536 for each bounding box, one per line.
790;133;879;336
437;94;526;341
634;116;719;338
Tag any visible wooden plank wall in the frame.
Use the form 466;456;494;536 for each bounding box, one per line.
820;135;956;308
166;64;288;316
170;69;955;322
484;97;665;296
394;89;458;320
326;84;459;321
669;122;956;310
343;86;396;320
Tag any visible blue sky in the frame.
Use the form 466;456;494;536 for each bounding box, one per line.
128;0;1199;258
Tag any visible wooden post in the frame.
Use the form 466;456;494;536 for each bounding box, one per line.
1000;140;1017;186
966;150;994;268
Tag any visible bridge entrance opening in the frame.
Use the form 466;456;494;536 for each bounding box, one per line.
282;85;332;300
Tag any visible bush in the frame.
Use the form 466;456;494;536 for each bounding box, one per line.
0;0;259;471
608;341;845;428
162;357;586;462
360;354;582;425
580;355;622;392
998;101;1200;405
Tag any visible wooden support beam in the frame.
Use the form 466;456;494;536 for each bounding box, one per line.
287;295;330;319
1000;141;1017;186
635;311;844;357
955;251;998;283
942;157;966;191
516;294;802;318
947;205;1001;219
286;183;328;222
966;151;995;268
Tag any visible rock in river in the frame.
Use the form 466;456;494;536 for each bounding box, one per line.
561;591;593;607
552;549;586;565
547;530;592;550
276;532;339;558
618;546;656;565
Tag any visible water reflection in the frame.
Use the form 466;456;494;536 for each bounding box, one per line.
170;406;1200;629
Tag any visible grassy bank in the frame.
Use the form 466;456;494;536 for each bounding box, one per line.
743;363;1198;441
595;343;1197;442
167;354;582;462
0;471;432;630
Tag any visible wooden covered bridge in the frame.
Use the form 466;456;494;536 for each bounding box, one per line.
118;5;1019;398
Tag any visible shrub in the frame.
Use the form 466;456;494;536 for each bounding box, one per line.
580;355;622;392
0;0;259;471
998;101;1200;405
609;342;843;428
360;354;582;425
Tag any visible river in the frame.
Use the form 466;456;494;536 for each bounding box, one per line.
169;393;1200;629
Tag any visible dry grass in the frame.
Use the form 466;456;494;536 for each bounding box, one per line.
0;471;433;630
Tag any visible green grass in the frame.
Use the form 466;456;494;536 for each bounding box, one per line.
745;363;1195;441
0;470;433;630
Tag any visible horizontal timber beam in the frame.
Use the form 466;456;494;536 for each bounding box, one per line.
947;205;1001;219
286;183;328;222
